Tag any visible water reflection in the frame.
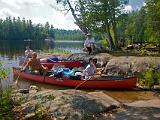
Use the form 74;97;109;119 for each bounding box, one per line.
55;41;83;53
0;40;83;89
0;40;83;57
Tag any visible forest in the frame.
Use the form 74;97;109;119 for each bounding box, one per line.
0;17;83;41
56;0;160;50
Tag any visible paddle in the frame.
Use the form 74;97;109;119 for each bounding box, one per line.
75;76;92;90
15;54;29;88
75;67;105;90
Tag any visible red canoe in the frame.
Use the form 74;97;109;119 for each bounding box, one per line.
13;67;137;89
41;60;84;69
19;58;83;69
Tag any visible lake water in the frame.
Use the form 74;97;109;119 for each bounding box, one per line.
0;40;158;103
0;40;83;89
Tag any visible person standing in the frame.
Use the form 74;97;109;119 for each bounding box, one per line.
19;46;33;66
83;33;95;54
25;46;33;58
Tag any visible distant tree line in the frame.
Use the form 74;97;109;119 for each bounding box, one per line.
0;17;83;41
54;28;84;40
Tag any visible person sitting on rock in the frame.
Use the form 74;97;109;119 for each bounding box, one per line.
83;33;95;55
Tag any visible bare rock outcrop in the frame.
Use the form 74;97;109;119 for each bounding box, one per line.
12;89;121;120
103;56;160;76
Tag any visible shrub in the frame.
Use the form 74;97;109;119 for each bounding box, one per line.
0;61;13;119
139;67;160;88
0;87;13;120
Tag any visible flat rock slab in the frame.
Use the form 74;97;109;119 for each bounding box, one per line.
97;106;160;120
124;99;160;108
13;89;121;120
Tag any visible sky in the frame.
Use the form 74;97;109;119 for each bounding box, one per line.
0;0;144;30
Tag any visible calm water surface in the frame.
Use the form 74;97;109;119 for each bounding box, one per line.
0;40;158;103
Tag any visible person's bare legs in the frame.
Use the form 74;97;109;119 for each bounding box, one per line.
43;67;49;77
91;44;95;54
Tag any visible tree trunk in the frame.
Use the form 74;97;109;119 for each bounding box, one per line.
0;80;2;92
105;21;115;50
112;6;118;49
66;0;88;34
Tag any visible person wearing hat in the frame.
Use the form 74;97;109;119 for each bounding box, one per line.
83;33;95;54
25;46;33;59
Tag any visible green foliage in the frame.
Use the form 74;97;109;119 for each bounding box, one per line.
144;0;160;42
55;0;160;49
0;87;13;120
56;0;129;50
54;29;84;40
121;0;160;45
0;61;9;80
0;17;83;41
0;62;13;119
44;48;71;54
0;17;53;40
99;39;109;48
139;67;160;88
77;0;128;49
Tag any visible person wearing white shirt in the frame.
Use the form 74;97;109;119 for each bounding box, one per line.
83;58;97;80
25;46;33;58
83;33;95;54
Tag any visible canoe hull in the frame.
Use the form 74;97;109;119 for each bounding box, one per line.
13;67;137;89
41;61;84;69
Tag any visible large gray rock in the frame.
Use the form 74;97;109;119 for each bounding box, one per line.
124;99;160;108
12;90;121;120
96;106;160;120
61;54;160;75
38;52;160;76
65;53;112;67
103;56;160;76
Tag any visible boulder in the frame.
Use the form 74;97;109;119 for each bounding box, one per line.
12;90;121;120
65;53;112;67
103;56;160;76
124;99;160;108
96;106;160;120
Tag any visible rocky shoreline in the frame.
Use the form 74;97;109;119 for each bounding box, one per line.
12;86;160;120
11;52;160;119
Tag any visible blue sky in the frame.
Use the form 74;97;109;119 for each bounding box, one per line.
0;0;144;30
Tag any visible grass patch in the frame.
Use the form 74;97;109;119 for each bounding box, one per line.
43;49;71;54
0;87;14;120
106;49;160;57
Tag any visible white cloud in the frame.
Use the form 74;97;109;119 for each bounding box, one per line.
0;8;19;18
1;0;44;9
0;0;79;30
123;5;133;13
143;2;146;6
1;0;21;9
26;11;79;30
18;0;44;6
